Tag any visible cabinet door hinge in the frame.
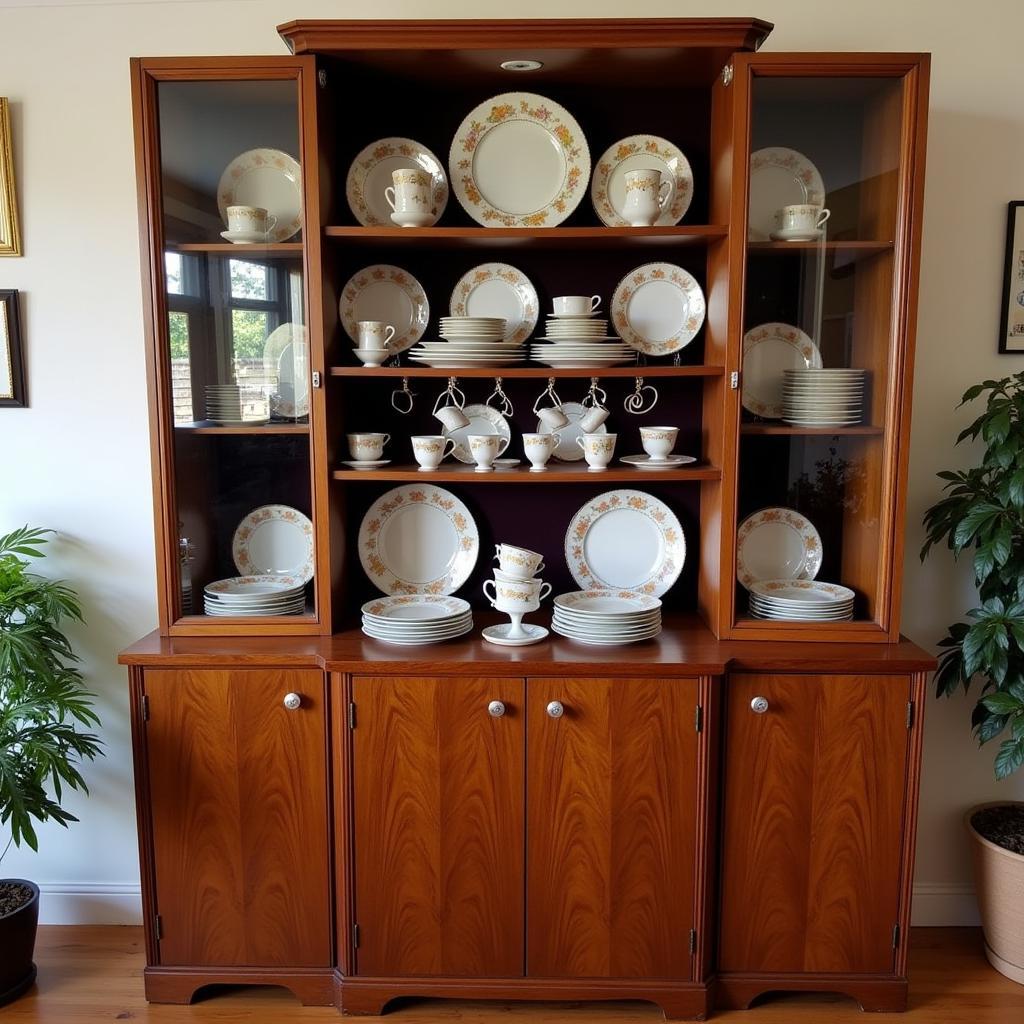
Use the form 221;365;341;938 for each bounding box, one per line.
695;704;703;733
154;913;163;941
689;928;697;954
311;370;322;389
729;370;740;390
348;702;357;729
906;701;915;729
892;923;901;949
141;693;150;722
352;923;360;949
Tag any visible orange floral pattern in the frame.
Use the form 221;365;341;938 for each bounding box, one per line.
345;137;448;226
231;505;314;582
591;135;694;227
611;262;706;356
340;264;429;354
740;322;822;419
449;262;539;344
217;148;302;242
735;507;823;588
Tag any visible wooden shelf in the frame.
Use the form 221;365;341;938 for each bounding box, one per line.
175;422;310;435
741;424;884;437
747;240;893;259
324;225;728;249
332;462;720;483
330;365;723;380
169;242;303;258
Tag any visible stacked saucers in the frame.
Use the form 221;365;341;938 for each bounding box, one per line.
543;315;612;341
748;580;855;621
361;595;473;645
203;575;306;617
551;589;662;645
782;369;866;426
439;316;506;342
410;316;526;367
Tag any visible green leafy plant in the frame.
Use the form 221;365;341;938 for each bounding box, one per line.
921;372;1024;779
0;527;103;863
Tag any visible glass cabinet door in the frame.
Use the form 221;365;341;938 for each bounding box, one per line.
136;62;320;629
731;58;927;636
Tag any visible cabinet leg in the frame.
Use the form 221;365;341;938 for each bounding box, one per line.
337;981;392;1016
716;975;908;1014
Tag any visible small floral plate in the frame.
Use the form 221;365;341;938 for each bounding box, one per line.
345;136;448;227
742;322;822;419
736;507;822;589
611;262;706;356
591;134;694;227
231;505;314;583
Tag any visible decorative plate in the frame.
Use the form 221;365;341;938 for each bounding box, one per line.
262;323;308;418
449;91;590;227
449;263;539;345
340;264;429;354
748;147;826;241
204;574;305;597
442;403;511;463
361;595;471;621
345;136;448;227
742;322;822;418
358;485;479;595
217;148;302;243
539;401;607;462
611;262;706;356
748;579;855;604
591;134;694;227
232;505;314;583
553;590;662;614
736;507;823;589
564;489;685;596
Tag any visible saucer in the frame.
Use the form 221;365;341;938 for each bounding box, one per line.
391;212;436;228
341;459;391;470
494;458;521;470
482;622;549;647
220;229;271;244
620;454;698;469
769;229;823;242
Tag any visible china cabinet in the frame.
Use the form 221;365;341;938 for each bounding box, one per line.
121;17;934;1021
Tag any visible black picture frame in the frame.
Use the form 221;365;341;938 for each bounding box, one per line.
0;289;26;407
998;201;1024;353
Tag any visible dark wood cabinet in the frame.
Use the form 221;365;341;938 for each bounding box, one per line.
142;668;331;969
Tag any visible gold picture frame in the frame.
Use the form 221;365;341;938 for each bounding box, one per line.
0;99;22;257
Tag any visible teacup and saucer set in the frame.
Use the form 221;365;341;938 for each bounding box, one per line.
769;203;831;242
620;425;697;469
481;543;551;647
221;204;278;244
341;431;391;471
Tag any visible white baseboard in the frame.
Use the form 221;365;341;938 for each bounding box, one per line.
911;882;981;926
35;882;143;925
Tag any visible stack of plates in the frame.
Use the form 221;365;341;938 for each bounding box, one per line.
532;315;634;367
361;595;473;645
551;590;662;645
205;384;269;425
543;316;612;341
439;316;506;342
748;580;855;621
203;575;306;617
411;316;526;367
782;369;866;426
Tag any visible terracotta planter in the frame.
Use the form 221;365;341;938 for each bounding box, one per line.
966;803;1024;984
0;879;39;1004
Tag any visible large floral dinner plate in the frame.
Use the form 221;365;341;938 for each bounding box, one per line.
217;148;303;243
340;264;429;355
736;506;822;589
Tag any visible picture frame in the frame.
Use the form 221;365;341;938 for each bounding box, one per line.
0;98;21;257
0;289;26;407
998;200;1024;353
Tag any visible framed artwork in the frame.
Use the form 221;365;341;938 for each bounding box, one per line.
0;99;21;257
0;290;26;407
999;201;1024;353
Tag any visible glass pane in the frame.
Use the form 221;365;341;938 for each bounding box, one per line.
737;74;907;626
156;77;312;621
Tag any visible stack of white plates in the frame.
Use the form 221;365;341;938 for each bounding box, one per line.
748;580;855;621
203;575;306;617
361;595;473;645
532;315;634;366
782;369;866;426
411;316;526;367
551;590;662;645
205;384;269;425
543;316;612;341
439;316;506;342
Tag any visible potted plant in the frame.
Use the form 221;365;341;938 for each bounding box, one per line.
0;526;103;1004
922;371;1024;983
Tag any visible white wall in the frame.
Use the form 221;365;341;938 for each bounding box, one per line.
1;0;1022;926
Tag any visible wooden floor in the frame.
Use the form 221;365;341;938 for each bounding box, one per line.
3;927;1022;1022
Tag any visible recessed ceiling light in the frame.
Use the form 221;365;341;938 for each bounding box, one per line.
500;59;544;72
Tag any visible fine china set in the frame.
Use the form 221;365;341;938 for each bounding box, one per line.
747;580;856;621
551;590;662;645
531;294;635;368
748;147;826;242
482;543;551;646
410;315;527;368
360;595;473;644
343;432;392;470
782;369;866;426
204;383;268;426
217;148;302;243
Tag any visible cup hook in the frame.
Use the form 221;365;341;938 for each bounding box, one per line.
582;376;607;408
624;376;659;414
391;376;415;415
532;377;563;415
486;377;514;417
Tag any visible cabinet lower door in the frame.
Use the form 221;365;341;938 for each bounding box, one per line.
144;668;331;967
719;674;911;974
351;676;525;977
527;677;700;979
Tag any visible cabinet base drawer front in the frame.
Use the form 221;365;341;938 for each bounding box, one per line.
143;966;334;1006
715;972;908;1013
337;974;710;1020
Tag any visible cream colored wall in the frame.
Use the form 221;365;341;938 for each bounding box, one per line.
1;0;1021;925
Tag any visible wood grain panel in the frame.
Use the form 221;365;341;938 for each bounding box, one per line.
145;668;331;967
719;673;911;975
527;677;699;979
351;676;525;978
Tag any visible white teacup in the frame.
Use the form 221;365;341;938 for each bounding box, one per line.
411;434;456;471
774;204;831;237
468;434;509;471
226;204;277;237
576;432;617;471
537;406;569;431
522;432;560;472
640;425;679;461
386;169;434;228
357;321;395;349
354;347;389;367
579;404;610;432
622;168;672;227
494;543;545;579
484;575;552;613
347;432;390;461
553;294;601;317
435;404;470;431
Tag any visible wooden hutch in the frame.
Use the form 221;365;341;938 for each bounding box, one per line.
119;18;934;1020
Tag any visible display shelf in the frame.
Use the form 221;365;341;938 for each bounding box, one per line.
169;242;304;257
175;422;311;435
330;364;724;380
332;462;720;483
747;240;893;258
324;225;728;249
740;424;884;436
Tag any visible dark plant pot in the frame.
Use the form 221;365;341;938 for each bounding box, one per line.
0;879;39;1005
